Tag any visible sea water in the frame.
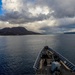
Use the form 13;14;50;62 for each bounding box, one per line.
0;34;75;75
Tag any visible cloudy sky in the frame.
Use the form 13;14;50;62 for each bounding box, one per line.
0;0;75;33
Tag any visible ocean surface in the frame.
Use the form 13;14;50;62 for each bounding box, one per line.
0;34;75;75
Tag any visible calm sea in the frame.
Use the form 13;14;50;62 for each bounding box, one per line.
0;34;75;75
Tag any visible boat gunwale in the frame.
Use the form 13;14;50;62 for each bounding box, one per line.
33;49;42;70
48;48;75;71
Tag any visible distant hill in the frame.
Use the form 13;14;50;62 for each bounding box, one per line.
64;32;75;34
0;27;40;35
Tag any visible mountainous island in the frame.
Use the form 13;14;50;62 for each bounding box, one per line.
0;27;40;35
64;32;75;34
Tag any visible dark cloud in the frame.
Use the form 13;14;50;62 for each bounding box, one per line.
37;0;75;18
0;11;51;24
40;25;75;34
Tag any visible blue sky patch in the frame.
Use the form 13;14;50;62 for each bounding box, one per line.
0;0;3;15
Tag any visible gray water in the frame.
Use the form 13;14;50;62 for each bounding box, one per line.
0;34;75;75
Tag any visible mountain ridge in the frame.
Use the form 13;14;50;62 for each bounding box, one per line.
0;27;40;35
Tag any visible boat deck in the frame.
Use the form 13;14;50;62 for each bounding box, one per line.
35;50;75;75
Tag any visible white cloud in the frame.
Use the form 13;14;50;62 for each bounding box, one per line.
68;29;75;32
24;18;58;33
28;6;50;17
2;0;21;12
0;21;19;28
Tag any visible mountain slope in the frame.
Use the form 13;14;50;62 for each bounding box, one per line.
0;27;40;35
